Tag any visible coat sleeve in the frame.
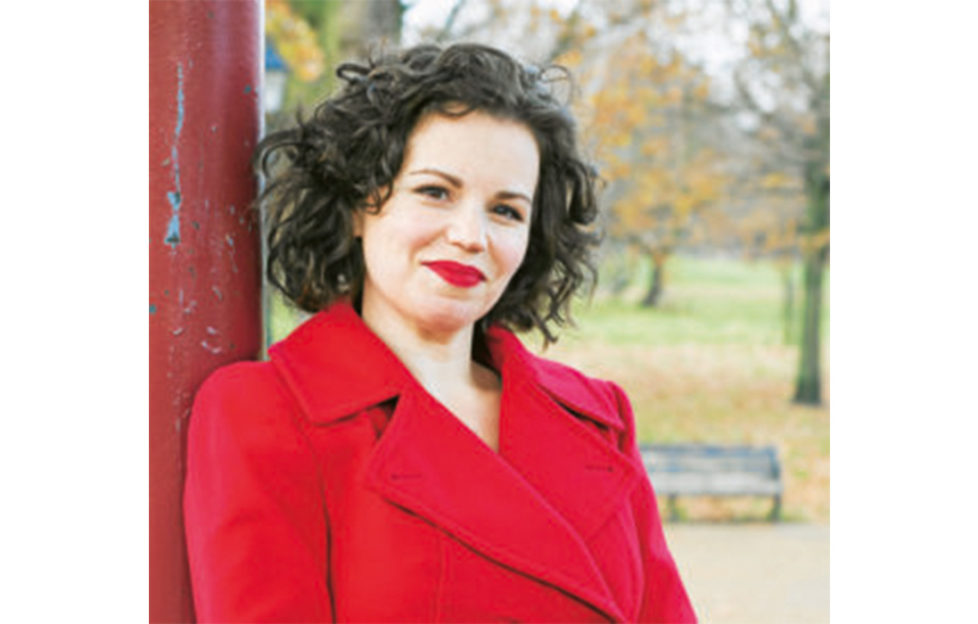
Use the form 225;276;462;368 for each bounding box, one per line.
183;362;333;623
609;381;697;624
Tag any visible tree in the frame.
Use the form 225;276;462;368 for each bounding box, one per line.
583;31;728;307
722;0;829;404
267;0;404;115
711;136;808;345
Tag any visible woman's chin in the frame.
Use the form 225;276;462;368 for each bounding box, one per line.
410;297;489;337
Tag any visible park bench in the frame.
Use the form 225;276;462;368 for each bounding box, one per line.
638;443;783;521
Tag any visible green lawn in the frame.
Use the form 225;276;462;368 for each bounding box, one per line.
555;253;828;348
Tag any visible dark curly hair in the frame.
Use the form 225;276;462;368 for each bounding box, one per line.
254;42;598;344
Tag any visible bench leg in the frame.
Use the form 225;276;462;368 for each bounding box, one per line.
668;494;679;522
769;494;782;522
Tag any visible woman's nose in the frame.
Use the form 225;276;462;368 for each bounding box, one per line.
445;203;487;253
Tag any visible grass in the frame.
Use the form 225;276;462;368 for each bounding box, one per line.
535;253;830;523
555;253;829;348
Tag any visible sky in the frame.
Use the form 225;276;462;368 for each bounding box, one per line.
402;0;581;40
400;0;828;101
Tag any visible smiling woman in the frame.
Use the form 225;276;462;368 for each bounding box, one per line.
355;112;539;450
183;43;696;623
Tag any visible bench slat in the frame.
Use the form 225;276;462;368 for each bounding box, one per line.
649;456;776;473
650;473;783;496
637;443;784;517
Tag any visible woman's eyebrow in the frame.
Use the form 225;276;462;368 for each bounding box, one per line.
410;167;532;204
496;190;533;205
408;168;462;188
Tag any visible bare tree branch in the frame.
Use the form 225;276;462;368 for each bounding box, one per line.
762;0;820;94
540;0;588;63
435;0;469;42
733;69;802;146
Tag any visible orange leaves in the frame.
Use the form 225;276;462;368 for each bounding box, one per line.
640;136;669;158
675;195;695;219
665;85;683;105
693;80;711;100
625;102;648;126
799;228;830;254
555;48;582;69
266;0;325;82
585;31;726;253
800;113;817;136
761;172;796;190
638;54;658;75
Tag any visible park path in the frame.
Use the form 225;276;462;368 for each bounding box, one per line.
663;523;829;624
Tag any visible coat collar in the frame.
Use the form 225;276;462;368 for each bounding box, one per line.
268;301;640;622
268;300;624;434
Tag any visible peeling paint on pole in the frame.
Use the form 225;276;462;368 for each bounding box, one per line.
165;64;186;248
150;2;262;622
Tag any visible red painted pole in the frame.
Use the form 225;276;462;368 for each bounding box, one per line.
149;2;263;621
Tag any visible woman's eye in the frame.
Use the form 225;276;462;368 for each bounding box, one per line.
417;185;449;201
492;204;524;222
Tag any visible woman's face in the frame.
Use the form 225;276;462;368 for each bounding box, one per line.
355;110;539;339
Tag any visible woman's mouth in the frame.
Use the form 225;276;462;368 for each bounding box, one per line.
422;261;486;288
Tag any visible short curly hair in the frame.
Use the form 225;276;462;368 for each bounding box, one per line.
254;42;598;344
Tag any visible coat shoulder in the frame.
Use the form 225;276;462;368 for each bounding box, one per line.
523;350;634;435
190;360;306;456
194;360;294;416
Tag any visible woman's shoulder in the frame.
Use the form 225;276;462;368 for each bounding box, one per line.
516;346;635;436
191;360;303;441
195;359;290;409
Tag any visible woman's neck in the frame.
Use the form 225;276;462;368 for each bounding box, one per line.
360;302;481;397
359;299;503;450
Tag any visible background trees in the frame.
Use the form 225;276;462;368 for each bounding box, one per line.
266;0;403;119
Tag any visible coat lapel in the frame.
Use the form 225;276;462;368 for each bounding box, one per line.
488;329;644;541
500;374;643;540
268;302;410;422
363;386;627;622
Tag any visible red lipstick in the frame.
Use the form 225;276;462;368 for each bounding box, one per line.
423;261;486;287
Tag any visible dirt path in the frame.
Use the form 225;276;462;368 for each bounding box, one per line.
663;523;829;624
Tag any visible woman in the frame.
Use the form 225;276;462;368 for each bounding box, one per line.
184;43;695;623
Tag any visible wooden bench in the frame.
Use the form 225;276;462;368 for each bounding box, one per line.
638;443;783;521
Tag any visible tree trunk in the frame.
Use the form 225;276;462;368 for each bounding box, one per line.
779;258;795;345
641;250;666;307
793;250;825;404
608;251;632;295
793;170;829;405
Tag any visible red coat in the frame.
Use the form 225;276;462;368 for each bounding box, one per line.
184;302;696;623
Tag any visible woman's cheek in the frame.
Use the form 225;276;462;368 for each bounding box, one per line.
502;230;530;276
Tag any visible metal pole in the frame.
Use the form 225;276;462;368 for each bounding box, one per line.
149;2;263;621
